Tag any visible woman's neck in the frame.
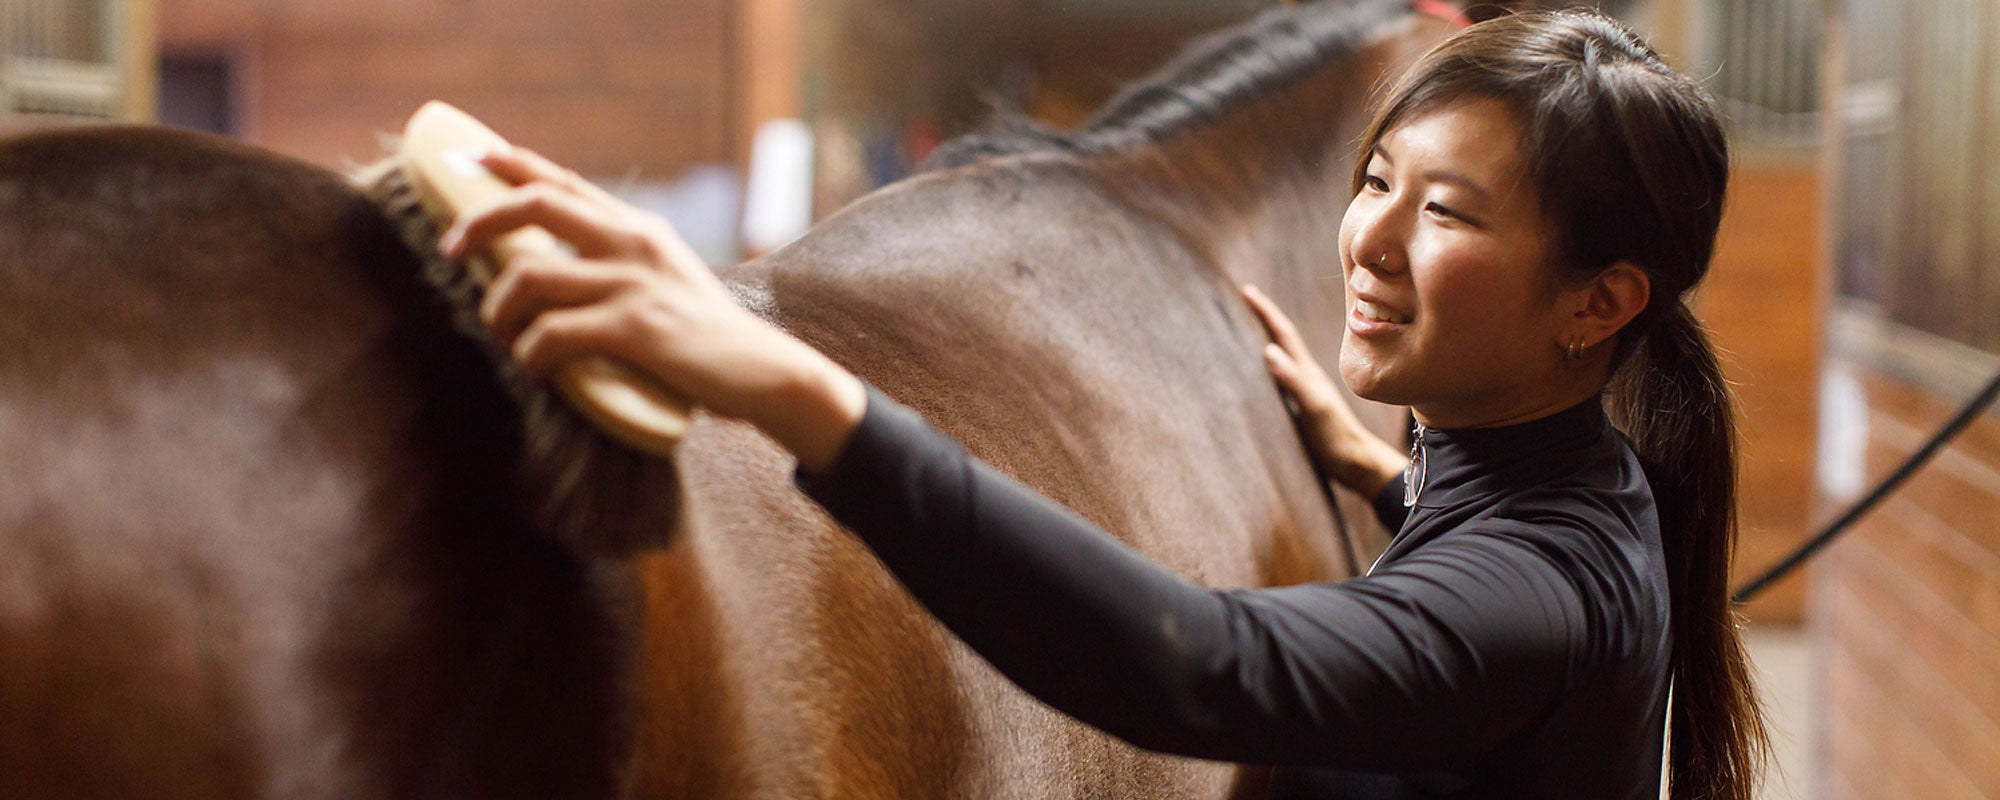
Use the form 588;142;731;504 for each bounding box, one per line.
1412;379;1605;431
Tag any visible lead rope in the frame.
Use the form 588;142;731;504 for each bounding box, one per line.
1278;393;1366;577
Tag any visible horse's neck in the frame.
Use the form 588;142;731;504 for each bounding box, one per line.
1084;125;1353;360
1081;12;1451;359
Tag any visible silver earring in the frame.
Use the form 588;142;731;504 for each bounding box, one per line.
1564;336;1585;360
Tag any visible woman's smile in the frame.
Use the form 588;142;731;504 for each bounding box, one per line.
1348;294;1413;332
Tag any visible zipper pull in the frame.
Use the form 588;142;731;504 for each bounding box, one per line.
1402;422;1428;507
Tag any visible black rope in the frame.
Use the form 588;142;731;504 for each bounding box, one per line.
1283;393;1365;577
1731;366;2000;603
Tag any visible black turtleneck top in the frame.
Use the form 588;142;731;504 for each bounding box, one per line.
798;387;1672;799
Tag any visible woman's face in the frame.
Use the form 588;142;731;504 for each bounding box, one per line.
1337;97;1577;428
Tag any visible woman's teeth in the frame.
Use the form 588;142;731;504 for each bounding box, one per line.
1355;299;1411;324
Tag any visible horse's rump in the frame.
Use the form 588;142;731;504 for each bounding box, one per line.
0;127;637;798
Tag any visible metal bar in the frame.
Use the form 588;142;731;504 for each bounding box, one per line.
102;0;120;112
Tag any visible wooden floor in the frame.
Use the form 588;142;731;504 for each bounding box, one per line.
1749;623;1817;799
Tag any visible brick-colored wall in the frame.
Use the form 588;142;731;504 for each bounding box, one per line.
157;0;734;177
1816;363;2000;798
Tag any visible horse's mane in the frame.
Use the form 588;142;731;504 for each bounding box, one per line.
924;0;1410;170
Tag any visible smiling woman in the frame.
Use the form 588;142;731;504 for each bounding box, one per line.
448;7;1766;799
1260;10;1769;798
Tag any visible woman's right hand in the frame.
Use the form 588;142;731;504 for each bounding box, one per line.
1241;285;1408;498
440;145;867;473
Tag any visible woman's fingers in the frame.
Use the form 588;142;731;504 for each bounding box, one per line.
1241;285;1314;359
441;183;640;260
1245;286;1331;387
1263;343;1301;385
480;146;626;209
481;254;645;348
511;301;656;380
1263;340;1333;408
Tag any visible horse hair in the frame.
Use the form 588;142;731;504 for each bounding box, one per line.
923;0;1409;171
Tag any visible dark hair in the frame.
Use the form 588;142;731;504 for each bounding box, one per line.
1354;10;1767;799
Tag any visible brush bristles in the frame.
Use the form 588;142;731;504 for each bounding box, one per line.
355;157;684;557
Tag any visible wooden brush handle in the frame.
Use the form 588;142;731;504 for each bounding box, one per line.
404;101;693;454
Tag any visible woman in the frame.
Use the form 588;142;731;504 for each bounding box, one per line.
443;9;1767;798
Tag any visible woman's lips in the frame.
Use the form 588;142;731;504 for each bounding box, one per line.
1348;295;1412;336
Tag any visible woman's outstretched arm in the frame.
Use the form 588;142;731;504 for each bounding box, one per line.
801;386;1589;770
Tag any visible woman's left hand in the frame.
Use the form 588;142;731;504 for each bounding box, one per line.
438;145;865;472
1241;285;1406;498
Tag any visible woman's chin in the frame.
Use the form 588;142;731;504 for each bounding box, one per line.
1336;354;1401;406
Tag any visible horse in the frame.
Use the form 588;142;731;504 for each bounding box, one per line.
0;0;1458;796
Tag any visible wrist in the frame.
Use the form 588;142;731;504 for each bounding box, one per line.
1335;436;1408;498
770;348;867;475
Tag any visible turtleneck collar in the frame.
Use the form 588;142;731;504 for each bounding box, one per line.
1406;395;1614;510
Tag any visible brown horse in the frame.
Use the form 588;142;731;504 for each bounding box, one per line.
0;0;1455;797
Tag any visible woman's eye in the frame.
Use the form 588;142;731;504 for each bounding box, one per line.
1364;175;1389;193
1425;202;1459;221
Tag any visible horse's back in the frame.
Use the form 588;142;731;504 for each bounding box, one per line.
0;127;634;799
640;154;1342;798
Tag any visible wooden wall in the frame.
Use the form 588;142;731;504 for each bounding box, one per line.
156;0;735;177
1703;163;1824;623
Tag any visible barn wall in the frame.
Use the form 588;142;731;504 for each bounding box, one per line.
156;0;733;178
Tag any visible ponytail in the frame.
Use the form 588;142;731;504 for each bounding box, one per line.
1607;302;1769;800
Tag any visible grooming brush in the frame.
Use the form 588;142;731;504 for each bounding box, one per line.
360;101;688;556
387;100;691;456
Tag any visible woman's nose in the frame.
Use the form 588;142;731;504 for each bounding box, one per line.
1345;204;1405;274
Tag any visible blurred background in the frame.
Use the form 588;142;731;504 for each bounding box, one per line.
2;0;1994;797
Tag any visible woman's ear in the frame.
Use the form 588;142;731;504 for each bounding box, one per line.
1567;261;1651;348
